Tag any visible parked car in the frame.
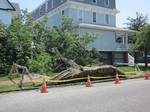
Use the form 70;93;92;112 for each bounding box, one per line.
137;55;150;63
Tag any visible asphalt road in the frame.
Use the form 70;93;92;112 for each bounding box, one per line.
0;78;150;112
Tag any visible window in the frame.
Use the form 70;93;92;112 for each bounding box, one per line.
116;37;123;43
93;12;96;23
40;4;46;16
116;33;123;43
47;0;51;11
78;10;83;23
105;14;109;24
51;0;54;8
92;0;97;4
62;10;64;16
105;0;109;7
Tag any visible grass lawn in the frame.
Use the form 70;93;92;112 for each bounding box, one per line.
117;66;135;72
0;84;19;92
0;82;41;92
117;66;150;72
0;74;43;92
0;75;20;81
0;75;10;81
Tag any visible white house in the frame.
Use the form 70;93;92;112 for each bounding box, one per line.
0;0;15;25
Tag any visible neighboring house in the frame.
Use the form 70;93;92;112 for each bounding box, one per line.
0;0;15;25
31;0;135;65
11;2;21;19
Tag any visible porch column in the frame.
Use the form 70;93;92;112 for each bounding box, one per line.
125;33;128;47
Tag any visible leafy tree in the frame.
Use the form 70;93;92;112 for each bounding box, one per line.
0;12;100;74
44;16;100;71
125;12;148;44
27;53;51;74
0;10;41;74
126;12;148;31
0;23;17;74
8;18;32;65
135;25;150;67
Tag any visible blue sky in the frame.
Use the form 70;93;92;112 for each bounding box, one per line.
11;0;150;27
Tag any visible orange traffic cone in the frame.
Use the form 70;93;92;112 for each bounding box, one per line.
114;73;121;84
86;75;93;87
41;79;48;93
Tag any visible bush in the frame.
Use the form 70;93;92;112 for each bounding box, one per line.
27;53;52;74
0;63;11;75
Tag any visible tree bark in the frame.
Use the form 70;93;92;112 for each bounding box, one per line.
134;52;137;64
144;50;148;68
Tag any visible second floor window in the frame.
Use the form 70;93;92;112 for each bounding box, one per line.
78;10;83;23
93;12;96;23
105;14;109;24
105;0;109;7
62;10;64;16
51;0;54;8
92;0;97;4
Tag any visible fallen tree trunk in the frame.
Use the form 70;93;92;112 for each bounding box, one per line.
48;65;125;85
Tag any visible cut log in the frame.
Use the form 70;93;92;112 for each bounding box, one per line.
48;65;125;85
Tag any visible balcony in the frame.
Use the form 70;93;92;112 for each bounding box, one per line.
116;43;129;51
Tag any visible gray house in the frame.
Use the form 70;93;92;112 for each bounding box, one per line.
31;0;135;65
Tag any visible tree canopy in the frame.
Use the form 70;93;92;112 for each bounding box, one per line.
0;11;100;75
126;12;148;31
135;25;150;67
125;12;148;45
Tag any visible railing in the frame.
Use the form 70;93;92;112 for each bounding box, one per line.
128;53;135;66
116;43;129;51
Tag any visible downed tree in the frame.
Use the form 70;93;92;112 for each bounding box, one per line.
48;65;125;85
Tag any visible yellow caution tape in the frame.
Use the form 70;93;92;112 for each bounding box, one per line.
48;77;88;83
34;74;145;84
47;75;121;83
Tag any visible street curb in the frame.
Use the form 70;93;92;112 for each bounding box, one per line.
0;77;144;94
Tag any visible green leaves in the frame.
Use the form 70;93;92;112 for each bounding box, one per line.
126;12;148;31
135;25;150;52
0;12;100;74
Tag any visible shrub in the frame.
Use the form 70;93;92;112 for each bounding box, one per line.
27;53;52;74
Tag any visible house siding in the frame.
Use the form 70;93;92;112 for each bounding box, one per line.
46;8;69;27
68;8;116;26
0;0;12;9
80;28;117;51
0;0;14;25
0;10;12;25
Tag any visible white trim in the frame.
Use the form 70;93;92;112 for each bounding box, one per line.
33;0;119;23
79;23;136;33
68;1;119;15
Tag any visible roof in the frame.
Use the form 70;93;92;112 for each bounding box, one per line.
79;23;137;33
11;2;20;11
0;0;16;11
